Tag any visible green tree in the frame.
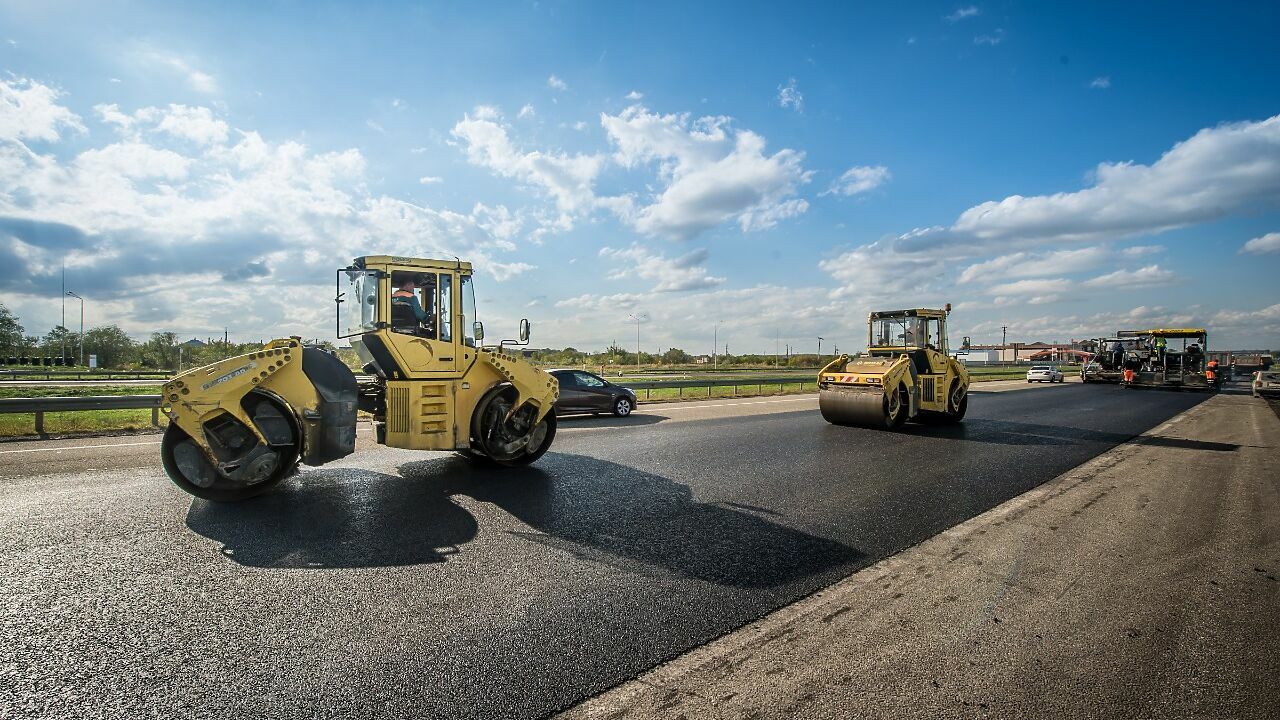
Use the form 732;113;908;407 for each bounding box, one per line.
662;347;692;364
0;303;24;356
139;332;180;369
82;324;137;368
40;325;78;361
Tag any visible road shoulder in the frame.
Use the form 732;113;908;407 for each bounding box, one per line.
557;392;1280;719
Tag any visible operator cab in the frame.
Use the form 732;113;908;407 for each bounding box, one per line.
867;308;950;375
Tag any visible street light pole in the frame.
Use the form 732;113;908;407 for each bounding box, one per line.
713;320;723;371
627;313;647;372
817;336;824;361
66;291;84;366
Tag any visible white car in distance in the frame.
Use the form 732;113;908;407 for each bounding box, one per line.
1027;365;1065;383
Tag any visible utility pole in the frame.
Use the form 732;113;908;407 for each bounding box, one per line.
627;313;647;372
713;320;723;371
66;292;84;366
817;336;824;360
60;262;66;363
775;330;780;367
1001;324;1008;362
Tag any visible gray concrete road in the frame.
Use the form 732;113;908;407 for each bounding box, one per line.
561;391;1280;720
0;383;1211;719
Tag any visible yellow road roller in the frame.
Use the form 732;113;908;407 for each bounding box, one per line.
159;255;558;501
818;307;969;429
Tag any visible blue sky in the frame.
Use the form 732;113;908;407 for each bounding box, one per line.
1;1;1278;353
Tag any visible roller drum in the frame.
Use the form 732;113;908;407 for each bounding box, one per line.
820;385;896;428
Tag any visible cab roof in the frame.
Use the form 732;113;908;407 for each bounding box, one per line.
352;255;474;273
868;308;948;320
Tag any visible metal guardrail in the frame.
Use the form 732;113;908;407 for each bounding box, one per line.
622;376;814;400
0;369;173;381
0;395;163;435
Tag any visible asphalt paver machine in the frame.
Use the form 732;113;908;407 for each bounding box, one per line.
159;255;559;501
1115;327;1214;391
818;307;970;429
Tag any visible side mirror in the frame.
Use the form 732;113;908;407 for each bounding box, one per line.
519;319;531;343
473;321;484;341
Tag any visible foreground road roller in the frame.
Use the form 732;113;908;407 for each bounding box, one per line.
159;255;558;501
818;307;969;429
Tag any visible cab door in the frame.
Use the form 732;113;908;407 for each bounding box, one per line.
383;268;458;377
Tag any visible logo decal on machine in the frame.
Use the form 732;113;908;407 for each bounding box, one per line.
202;362;257;391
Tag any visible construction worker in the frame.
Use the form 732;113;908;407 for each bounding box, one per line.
392;275;435;338
1207;359;1218;388
1154;335;1167;368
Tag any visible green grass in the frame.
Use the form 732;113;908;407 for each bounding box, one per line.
0;384;163;399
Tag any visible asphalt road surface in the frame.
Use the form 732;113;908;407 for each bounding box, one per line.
0;383;1210;719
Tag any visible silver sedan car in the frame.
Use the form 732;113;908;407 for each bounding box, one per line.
1026;365;1065;383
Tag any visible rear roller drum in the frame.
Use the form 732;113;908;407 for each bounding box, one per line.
467;386;557;466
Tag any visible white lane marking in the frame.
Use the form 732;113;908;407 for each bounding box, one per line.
654;396;816;412
0;440;161;455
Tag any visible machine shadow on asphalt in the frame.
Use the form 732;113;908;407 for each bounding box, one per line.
185;469;480;568
185;452;864;586
397;454;865;588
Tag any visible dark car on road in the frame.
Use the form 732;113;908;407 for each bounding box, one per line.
549;369;639;417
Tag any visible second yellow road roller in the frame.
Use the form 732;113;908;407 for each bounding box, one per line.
818;306;969;429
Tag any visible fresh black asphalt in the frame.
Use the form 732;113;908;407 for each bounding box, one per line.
0;384;1209;719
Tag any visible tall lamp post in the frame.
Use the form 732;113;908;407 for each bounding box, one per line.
627;313;647;372
65;291;84;366
817;336;824;362
713;320;723;371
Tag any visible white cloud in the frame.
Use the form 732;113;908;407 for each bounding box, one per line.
518;103;535;119
819;242;948;301
451;106;605;225
0;77;85;142
1081;264;1178;289
418;176;443;185
0;77;534;342
958;246;1113;284
366;119;385;133
1090;76;1112;89
547;75;568;91
625;90;644;101
139;50;217;93
1241;231;1280;254
777;78;804;113
824;165;890;196
974;29;1004;45
599;244;725;292
903;114;1280;252
946;6;980;22
600;105;811;240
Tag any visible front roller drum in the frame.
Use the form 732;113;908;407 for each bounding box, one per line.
820;385;904;429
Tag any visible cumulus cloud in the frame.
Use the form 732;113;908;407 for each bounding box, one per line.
625;90;644;101
418;175;443;184
898;114;1280;252
0;77;533;340
600;105;811;239
818;242;948;301
1081;264;1178;289
451;106;605;224
957;245;1141;284
547;75;568;91
1241;231;1280;254
1090;76;1112;89
824;165;890;196
0;78;85;142
599;244;725;292
777;78;803;113
518;103;535;119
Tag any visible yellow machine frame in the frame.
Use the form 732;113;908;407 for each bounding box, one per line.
817;307;970;428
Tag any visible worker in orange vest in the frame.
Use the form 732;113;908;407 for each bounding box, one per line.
1206;359;1218;387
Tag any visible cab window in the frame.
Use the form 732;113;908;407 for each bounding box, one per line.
390;271;437;339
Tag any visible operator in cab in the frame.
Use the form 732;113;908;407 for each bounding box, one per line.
391;273;436;339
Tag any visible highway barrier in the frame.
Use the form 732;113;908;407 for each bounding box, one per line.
0;395;164;435
623;376;812;400
0;369;173;381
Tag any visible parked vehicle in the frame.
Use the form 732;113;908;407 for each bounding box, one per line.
549;369;639;416
1253;370;1280;399
1026;365;1064;383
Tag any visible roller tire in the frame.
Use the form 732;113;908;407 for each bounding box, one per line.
161;421;296;503
470;385;558;467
